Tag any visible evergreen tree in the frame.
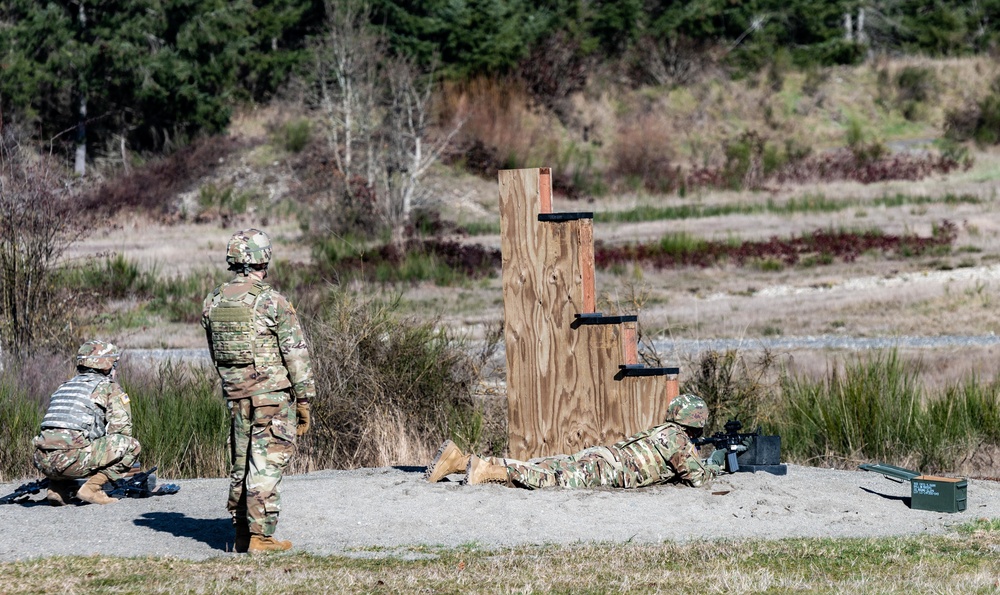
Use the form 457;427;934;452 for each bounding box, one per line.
0;0;317;167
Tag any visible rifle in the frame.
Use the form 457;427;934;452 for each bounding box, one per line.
0;478;49;504
104;466;180;499
1;467;180;504
692;419;760;473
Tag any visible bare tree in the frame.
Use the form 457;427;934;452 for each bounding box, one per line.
312;0;383;190
382;57;464;241
0;124;83;359
308;0;463;241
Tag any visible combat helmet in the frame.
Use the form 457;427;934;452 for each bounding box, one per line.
226;229;272;266
76;340;121;372
666;393;709;428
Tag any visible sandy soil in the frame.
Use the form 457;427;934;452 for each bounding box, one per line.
0;465;995;561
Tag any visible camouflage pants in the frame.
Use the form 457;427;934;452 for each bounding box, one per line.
33;434;141;482
502;446;628;489
228;391;296;537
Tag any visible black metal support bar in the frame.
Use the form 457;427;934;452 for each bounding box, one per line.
614;364;680;380
572;313;638;328
537;212;594;222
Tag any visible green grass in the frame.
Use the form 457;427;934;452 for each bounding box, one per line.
457;220;501;236
776;349;1000;472
123;361;229;479
56;254;229;325
0;531;997;593
594;193;984;224
0;373;44;482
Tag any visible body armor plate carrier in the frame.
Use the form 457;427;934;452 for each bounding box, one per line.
208;281;282;368
41;373;107;440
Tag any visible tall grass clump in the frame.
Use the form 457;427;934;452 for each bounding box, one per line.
56;254;158;299
123;360;229;479
146;268;230;323
0;373;44;482
779;350;922;466
297;286;505;470
777;350;1000;472
923;377;1000;468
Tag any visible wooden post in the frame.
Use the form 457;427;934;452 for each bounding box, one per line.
499;168;674;459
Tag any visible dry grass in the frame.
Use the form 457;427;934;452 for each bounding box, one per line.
53;57;1000;396
0;530;997;594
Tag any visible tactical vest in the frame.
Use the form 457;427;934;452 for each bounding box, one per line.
40;373;107;440
207;280;282;368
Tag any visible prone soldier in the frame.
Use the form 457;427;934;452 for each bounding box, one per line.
426;393;733;489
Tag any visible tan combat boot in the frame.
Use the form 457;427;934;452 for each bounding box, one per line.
425;440;471;483
45;479;77;506
249;535;292;553
464;455;511;485
234;521;251;553
76;472;118;505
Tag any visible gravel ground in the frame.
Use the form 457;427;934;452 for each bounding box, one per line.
1;464;997;561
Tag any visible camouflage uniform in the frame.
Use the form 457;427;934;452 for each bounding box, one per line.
33;343;141;483
494;421;721;489
202;229;315;540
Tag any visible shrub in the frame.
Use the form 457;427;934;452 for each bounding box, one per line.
280;119;312;153
299;173;386;242
297;287;506;469
973;94;1000;146
895;66;936;121
80;135;245;218
681;350;780;435
609;113;682;194
0;127;84;358
945;76;1000;146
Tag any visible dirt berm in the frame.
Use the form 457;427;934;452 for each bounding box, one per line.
1;465;997;561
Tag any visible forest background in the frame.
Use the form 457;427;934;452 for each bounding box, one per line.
2;0;1000;483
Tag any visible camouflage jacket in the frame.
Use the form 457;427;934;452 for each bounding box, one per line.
202;273;316;402
612;421;722;488
33;375;133;450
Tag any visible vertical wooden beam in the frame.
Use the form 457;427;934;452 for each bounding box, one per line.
666;374;680;403
578;220;595;314
621;321;638;365
539;168;552;214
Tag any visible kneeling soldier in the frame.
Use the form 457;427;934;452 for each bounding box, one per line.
32;340;141;505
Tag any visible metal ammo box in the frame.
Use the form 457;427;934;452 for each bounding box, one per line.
859;463;968;513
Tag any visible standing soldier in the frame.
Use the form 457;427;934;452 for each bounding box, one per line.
426;393;730;489
33;340;141;506
202;229;315;554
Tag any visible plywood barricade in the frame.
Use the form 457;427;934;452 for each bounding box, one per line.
499;167;679;460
